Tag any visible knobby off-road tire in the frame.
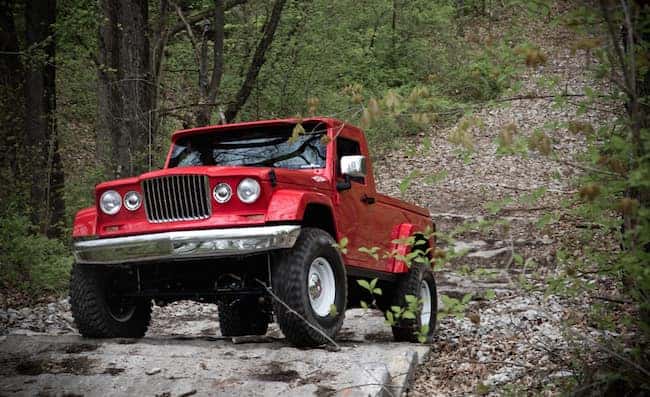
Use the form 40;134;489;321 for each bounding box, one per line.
391;262;437;343
218;297;270;336
272;227;347;347
70;264;152;338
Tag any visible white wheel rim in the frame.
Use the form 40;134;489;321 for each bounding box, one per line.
420;280;432;326
308;257;337;317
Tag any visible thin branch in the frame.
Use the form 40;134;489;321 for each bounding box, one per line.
254;278;341;351
600;0;634;94
494;93;592;102
559;159;621;177
591;295;633;304
168;0;248;36
565;327;650;378
173;3;200;65
225;0;287;121
155;102;222;114
496;184;576;194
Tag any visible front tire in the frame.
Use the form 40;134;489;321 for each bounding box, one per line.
391;263;437;343
272;228;347;347
70;264;152;338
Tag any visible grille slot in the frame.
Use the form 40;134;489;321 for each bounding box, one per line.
142;175;211;223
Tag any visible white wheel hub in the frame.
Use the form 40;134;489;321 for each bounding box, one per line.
308;257;336;317
420;279;432;326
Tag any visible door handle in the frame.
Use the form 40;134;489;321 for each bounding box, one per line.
361;194;375;204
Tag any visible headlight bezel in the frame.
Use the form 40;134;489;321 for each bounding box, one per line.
237;178;261;204
100;190;122;215
213;183;233;204
123;191;143;211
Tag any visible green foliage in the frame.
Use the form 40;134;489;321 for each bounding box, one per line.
357;278;382;296
0;213;72;297
332;237;349;254
399;170;420;197
437;293;472;320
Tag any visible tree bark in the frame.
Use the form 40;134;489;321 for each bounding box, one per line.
194;0;225;127
0;0;23;181
97;0;153;178
23;0;65;237
225;0;287;122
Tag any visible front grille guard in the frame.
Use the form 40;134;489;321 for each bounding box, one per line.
142;174;211;223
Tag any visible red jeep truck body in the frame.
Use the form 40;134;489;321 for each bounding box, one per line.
72;117;434;276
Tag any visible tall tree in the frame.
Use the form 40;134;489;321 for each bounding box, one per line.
24;0;65;237
97;0;153;178
0;0;23;184
224;0;286;122
173;0;226;126
173;0;286;126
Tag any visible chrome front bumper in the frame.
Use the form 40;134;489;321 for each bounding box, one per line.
73;225;301;264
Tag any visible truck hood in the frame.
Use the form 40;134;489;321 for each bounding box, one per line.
95;166;331;192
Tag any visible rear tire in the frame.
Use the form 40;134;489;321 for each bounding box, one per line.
70;264;152;338
272;228;347;347
391;263;437;343
218;297;270;336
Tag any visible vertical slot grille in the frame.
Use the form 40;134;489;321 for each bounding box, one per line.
142;175;211;223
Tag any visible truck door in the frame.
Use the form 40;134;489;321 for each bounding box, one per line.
333;136;375;268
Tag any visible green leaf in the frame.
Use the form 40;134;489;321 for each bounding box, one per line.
461;293;473;304
288;123;305;143
476;382;490;396
513;253;524;265
373;288;383;295
332;237;349;254
357;279;371;291
385;311;395;325
484;289;496;300
369;278;378;290
329;304;338;317
358;246;380;260
399;170;420;196
404;294;417;304
402;310;416;320
360;300;368;309
391;306;402;313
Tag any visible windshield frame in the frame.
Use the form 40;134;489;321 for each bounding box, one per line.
165;121;333;172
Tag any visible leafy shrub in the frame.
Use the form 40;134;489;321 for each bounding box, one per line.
0;213;72;298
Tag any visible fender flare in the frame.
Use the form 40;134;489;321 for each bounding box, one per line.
388;223;434;273
265;189;334;222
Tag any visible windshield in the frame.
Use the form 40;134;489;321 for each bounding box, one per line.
168;123;328;169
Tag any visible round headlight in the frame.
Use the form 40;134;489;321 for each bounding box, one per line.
213;183;232;203
100;190;122;215
124;191;142;211
237;178;261;204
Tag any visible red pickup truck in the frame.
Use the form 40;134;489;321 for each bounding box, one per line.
71;117;437;347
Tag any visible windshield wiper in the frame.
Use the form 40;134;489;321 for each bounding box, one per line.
212;137;286;149
247;135;322;167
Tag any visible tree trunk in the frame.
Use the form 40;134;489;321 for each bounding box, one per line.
97;0;153;178
24;0;65;237
225;0;286;122
0;0;23;182
195;0;225;127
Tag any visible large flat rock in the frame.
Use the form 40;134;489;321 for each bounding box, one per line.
0;309;429;397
